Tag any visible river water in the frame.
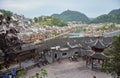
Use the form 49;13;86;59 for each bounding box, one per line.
64;27;85;38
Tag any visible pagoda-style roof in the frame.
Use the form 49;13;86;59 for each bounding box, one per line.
93;39;105;49
80;50;94;56
90;53;107;59
91;39;106;52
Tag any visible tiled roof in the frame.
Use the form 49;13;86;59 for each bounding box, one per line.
90;53;107;59
80;50;94;56
0;37;113;54
93;39;105;49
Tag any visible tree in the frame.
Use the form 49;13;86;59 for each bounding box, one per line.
16;70;26;78
40;68;48;78
0;9;13;17
30;68;48;78
34;17;38;22
102;35;120;77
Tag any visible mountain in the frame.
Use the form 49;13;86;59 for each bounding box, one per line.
52;10;90;23
91;8;120;24
34;16;68;27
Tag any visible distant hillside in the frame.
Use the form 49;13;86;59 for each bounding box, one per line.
91;8;120;24
34;16;68;27
52;10;90;23
0;9;13;17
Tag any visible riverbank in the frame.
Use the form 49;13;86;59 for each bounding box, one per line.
34;26;80;44
64;26;85;38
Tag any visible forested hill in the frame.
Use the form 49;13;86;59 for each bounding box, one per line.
91;8;120;24
1;8;120;25
34;16;68;27
52;10;90;23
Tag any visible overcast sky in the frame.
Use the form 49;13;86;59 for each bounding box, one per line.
0;0;120;18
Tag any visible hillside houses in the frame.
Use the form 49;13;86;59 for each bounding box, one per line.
0;13;79;43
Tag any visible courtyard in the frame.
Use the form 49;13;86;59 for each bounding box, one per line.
26;58;110;78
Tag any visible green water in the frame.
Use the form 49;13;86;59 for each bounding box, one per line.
65;27;85;38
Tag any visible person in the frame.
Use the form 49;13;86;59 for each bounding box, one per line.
37;63;41;68
9;74;12;78
11;69;17;78
93;75;96;78
2;73;9;78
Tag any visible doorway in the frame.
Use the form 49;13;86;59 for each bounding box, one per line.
55;53;57;59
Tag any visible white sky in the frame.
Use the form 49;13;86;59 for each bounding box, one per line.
0;0;120;18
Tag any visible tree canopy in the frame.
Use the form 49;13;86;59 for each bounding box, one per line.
96;23;118;31
0;9;13;17
102;35;120;77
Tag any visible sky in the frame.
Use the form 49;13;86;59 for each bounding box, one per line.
0;0;120;18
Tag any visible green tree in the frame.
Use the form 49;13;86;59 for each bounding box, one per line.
34;17;38;22
102;35;120;77
0;9;13;17
16;70;26;78
40;68;48;78
30;68;48;78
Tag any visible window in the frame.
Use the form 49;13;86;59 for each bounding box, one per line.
62;53;67;56
75;52;78;54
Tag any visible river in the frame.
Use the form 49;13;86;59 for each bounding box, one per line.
64;27;85;38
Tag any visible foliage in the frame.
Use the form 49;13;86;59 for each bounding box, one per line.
96;23;117;31
34;16;68;27
35;73;40;78
52;10;90;23
91;8;120;24
0;9;13;17
30;68;48;78
16;70;26;78
102;35;120;77
30;73;40;78
40;68;48;77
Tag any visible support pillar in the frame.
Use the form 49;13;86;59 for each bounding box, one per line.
91;58;93;70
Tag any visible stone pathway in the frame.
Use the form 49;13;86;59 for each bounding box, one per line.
26;59;110;78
